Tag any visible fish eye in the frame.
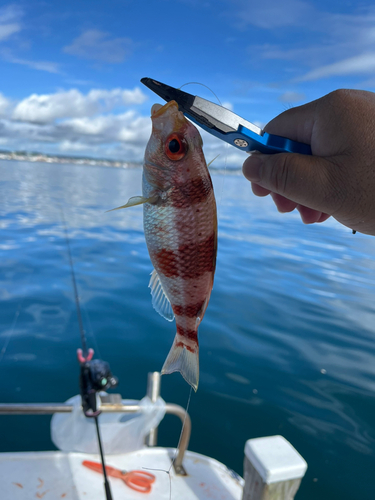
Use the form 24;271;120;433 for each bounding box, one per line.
168;139;180;153
165;134;187;160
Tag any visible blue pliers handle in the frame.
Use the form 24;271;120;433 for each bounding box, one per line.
191;119;312;155
141;78;311;156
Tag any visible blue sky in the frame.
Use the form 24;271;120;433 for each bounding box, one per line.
1;0;375;165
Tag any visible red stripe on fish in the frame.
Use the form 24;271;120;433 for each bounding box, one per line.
152;232;216;279
176;325;197;342
173;300;206;318
175;341;195;353
152;247;179;277
168;177;213;208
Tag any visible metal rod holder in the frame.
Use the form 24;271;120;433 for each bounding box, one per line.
0;373;191;474
145;371;161;446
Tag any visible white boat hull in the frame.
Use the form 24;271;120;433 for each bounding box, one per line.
0;447;244;500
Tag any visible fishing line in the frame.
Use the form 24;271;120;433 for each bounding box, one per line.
143;385;193;500
81;305;103;360
60;208;88;357
0;303;21;365
142;83;227;498
179;82;228;214
168;384;193;473
179;82;222;106
60;207;116;500
59;205;102;359
217;142;229;218
146;83;227;500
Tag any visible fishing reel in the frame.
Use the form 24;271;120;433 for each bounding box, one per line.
77;348;119;417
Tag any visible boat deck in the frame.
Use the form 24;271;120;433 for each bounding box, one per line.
0;447;244;500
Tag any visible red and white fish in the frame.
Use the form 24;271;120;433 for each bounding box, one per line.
111;100;217;391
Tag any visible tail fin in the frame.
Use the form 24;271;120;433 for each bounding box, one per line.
161;336;199;391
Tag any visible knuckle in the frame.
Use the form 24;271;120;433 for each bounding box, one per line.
327;88;353;106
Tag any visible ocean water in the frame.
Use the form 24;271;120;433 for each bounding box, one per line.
1;159;375;499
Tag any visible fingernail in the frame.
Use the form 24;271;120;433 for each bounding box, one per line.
242;154;264;182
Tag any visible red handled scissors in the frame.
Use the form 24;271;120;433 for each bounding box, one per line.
82;460;156;493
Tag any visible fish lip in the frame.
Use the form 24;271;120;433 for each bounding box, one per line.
151;100;179;118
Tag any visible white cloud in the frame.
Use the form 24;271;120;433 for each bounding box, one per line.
64;30;132;63
88;88;147;107
13;90;97;123
0;5;22;42
59;140;93;152
245;4;375;83
0;93;11;116
0;86;240;167
234;0;314;29
298;53;375;82
0;5;59;74
0;85;151;162
12;87;148;123
0;112;237;166
0;4;21;23
0;113;151;162
221;101;233;111
0;6;55;73
64;78;95;86
3;53;62;73
279;91;306;103
62;111;150;143
0;22;19;41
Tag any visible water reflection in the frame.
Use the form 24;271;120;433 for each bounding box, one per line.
1;160;375;500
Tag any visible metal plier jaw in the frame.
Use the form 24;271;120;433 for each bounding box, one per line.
141;77;311;156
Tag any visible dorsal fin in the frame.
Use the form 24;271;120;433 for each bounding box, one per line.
149;269;174;322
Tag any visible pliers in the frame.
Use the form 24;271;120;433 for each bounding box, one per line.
141;77;311;156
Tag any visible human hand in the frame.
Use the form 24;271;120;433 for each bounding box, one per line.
242;89;375;236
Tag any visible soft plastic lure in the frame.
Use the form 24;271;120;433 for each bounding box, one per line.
82;460;156;493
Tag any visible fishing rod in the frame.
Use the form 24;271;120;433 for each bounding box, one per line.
61;209;118;500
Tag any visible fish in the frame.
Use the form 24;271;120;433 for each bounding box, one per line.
110;100;217;391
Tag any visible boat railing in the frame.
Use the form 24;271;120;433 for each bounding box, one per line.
0;372;190;475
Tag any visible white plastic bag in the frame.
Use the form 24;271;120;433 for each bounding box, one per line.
51;394;166;454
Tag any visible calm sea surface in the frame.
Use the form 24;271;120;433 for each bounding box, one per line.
1;160;375;499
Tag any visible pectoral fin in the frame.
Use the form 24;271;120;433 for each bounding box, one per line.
106;194;159;212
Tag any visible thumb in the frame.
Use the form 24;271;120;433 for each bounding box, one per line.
243;152;338;214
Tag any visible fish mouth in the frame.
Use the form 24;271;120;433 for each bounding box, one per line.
151;100;179;118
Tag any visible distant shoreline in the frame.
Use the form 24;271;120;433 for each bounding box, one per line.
0;150;240;172
0;150;141;169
